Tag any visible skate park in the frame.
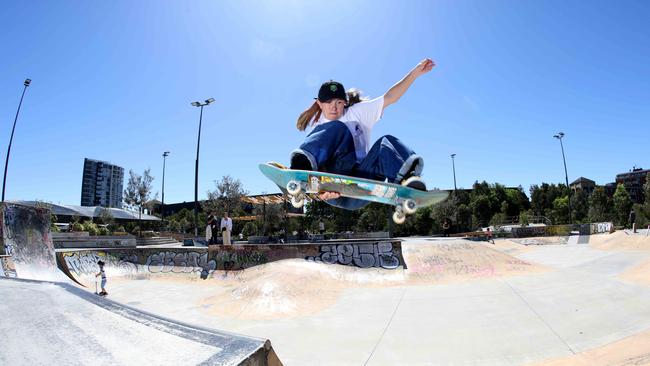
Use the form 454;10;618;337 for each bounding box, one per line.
3;2;650;365
3;203;650;365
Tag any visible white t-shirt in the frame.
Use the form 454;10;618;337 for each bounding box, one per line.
310;96;384;161
220;217;232;232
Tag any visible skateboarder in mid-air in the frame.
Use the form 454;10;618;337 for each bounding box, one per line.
95;260;108;296
290;58;435;209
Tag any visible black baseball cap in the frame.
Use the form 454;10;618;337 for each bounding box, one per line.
317;81;347;102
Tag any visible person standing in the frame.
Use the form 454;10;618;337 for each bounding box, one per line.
221;212;233;245
629;209;637;233
486;227;495;244
95;261;108;296
442;218;452;237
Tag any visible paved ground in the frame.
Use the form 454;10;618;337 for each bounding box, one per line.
103;236;650;365
0;278;278;366
4;234;650;365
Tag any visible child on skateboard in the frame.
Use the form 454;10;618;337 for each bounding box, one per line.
290;58;435;209
95;260;108;296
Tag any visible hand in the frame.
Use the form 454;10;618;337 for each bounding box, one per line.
319;191;341;200
412;58;435;78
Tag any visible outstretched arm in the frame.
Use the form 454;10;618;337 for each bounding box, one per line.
383;58;435;109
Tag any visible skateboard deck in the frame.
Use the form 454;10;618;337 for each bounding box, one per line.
259;162;449;224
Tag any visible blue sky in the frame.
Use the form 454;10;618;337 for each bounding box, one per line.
1;0;648;205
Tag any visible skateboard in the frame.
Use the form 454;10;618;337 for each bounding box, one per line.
259;162;449;224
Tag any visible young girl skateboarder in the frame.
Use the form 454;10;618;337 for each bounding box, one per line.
290;58;435;209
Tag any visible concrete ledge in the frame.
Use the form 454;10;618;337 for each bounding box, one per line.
54;235;137;249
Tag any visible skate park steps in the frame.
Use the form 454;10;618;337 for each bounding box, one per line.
52;233;182;249
135;236;182;246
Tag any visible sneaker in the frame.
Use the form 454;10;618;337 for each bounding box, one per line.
290;152;314;170
402;176;426;191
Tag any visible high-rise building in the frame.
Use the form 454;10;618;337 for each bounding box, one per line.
615;166;650;204
81;158;124;208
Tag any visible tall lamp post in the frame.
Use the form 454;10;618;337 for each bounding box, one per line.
191;98;215;236
161;151;170;228
2;78;32;202
451;153;457;193
553;132;572;222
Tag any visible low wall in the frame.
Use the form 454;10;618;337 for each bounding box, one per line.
511;222;614;238
56;239;406;285
53;234;137;249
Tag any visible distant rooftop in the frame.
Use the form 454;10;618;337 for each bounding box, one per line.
10;201;160;221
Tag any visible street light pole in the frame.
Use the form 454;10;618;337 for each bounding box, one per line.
2;78;31;203
451;153;457;193
553;132;572;223
161;151;170;228
191;98;215;236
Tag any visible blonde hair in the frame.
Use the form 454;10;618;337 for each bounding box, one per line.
295;88;368;131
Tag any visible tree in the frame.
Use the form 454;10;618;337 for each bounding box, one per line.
470;194;492;227
356;203;388;232
98;207;116;232
588;186;611;222
431;194;464;233
412;206;433;235
643;173;650;218
123;169;156;236
252;197;284;236
613;183;633;226
570;189;589;223
203;175;248;216
530;183;569;218
551;196;569;224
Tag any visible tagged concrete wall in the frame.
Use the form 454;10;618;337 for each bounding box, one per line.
0;203;56;278
511;222;614;238
56;240;406;285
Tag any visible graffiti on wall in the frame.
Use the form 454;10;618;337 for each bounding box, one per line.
214;250;268;271
1;256;17;277
591;222;613;234
306;241;401;269
145;251;216;278
62;250;220;279
1;204;56;277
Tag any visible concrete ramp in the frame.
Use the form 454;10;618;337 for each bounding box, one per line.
0;277;281;365
0;203;284;365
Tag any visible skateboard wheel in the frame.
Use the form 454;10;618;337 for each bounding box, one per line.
286;180;302;195
392;211;406;225
291;195;305;208
402;199;417;215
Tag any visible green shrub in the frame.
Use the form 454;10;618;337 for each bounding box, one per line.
545;225;572;236
82;221;99;236
98;227;110;236
242;222;259;237
71;222;84;232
